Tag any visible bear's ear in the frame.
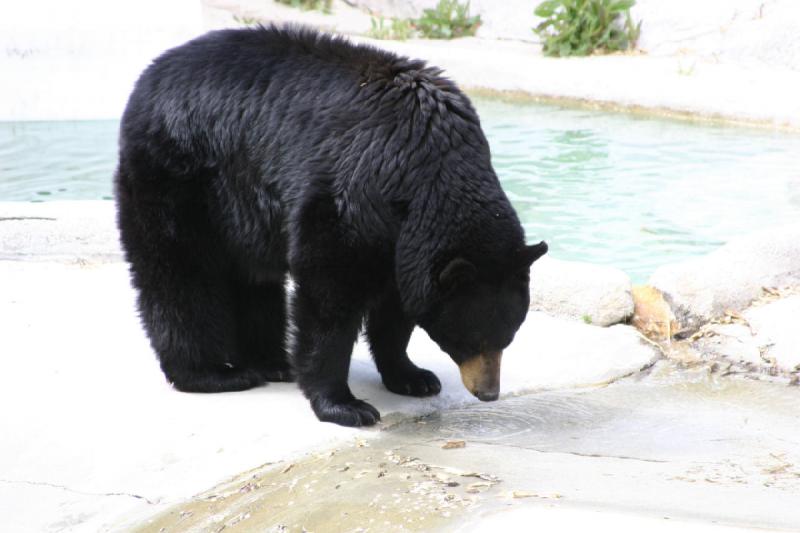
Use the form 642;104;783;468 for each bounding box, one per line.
520;241;548;267
438;257;477;292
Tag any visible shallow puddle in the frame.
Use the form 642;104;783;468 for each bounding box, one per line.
138;364;800;532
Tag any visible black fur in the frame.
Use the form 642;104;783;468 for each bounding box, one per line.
115;25;546;426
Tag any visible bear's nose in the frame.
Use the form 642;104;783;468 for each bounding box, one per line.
475;390;499;402
457;351;502;401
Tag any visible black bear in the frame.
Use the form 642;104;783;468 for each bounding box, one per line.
115;25;547;427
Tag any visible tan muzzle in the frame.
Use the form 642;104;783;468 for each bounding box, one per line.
458;351;502;401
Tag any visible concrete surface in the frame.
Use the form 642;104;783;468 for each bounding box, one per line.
0;201;122;263
135;366;800;531
0;200;657;532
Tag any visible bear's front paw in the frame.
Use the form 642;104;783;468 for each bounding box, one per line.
311;396;381;427
383;368;442;397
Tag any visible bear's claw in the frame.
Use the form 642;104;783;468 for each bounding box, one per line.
383;368;442;397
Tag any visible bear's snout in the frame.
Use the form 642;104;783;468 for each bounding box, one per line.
458;351;502;402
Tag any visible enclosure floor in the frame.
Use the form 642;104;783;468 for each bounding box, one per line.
0;246;654;533
1;202;797;532
137;364;800;532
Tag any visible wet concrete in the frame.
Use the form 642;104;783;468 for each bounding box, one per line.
136;363;800;532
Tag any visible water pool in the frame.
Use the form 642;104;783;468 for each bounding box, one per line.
2;100;799;282
0;120;118;201
480;100;800;282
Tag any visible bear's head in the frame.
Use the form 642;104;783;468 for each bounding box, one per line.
417;241;548;401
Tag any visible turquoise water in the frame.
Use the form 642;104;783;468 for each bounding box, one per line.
480;100;800;281
2;101;799;281
0;120;118;201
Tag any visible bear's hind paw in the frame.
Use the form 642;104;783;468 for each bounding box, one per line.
167;366;266;393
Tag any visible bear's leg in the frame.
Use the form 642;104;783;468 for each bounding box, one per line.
135;269;267;393
122;220;263;392
234;279;293;382
288;186;382;426
291;283;380;426
366;287;441;397
116;166;265;393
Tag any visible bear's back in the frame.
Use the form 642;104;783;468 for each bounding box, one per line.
150;25;399;81
117;25;496;248
119;26;438;174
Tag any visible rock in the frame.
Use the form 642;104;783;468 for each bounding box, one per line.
685;292;800;374
649;224;800;331
530;256;634;327
487;312;660;392
744;295;800;372
631;285;679;340
694;323;762;366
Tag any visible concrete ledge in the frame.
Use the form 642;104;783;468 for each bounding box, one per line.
648;224;800;332
0;201;122;263
359;37;800;131
530;256;634;327
3;1;800;129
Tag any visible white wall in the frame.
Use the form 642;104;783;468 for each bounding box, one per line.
633;0;800;69
2;0;798;121
0;0;205;121
349;0;800;70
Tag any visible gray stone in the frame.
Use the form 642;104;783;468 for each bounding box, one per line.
649;224;800;328
744;295;800;372
530;256;634;327
696;323;762;366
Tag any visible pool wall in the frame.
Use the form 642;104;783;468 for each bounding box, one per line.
2;1;800;128
0;0;203;121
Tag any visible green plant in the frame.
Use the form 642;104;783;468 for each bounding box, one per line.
416;0;481;39
276;0;332;14
582;314;593;324
233;14;260;26
368;16;415;40
533;0;641;57
677;60;696;76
